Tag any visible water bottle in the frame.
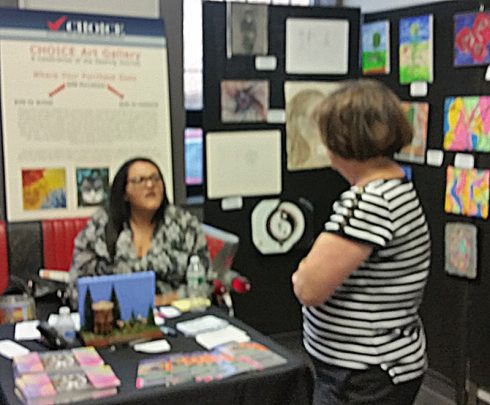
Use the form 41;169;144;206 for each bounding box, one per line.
186;255;207;311
56;306;76;343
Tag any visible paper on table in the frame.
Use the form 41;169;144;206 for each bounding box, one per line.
133;339;171;354
176;315;229;337
196;325;250;350
0;339;30;359
159;306;182;319
14;320;40;341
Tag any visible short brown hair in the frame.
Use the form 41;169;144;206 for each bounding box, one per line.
316;79;413;161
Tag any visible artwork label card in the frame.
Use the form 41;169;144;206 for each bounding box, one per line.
445;222;477;279
399;14;433;84
426;149;444;167
286;18;349;74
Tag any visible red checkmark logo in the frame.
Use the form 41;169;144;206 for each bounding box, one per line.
47;15;67;31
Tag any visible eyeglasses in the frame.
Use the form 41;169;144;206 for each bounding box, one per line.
127;173;162;187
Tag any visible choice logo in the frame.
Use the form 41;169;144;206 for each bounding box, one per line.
46;15;124;36
47;15;67;31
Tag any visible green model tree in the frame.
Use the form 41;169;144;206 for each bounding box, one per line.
146;305;156;326
83;288;94;332
129;310;136;326
110;285;121;328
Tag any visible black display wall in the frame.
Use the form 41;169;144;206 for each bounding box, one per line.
203;0;490;399
364;0;490;397
202;2;360;334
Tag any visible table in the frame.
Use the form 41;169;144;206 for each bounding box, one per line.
0;296;314;405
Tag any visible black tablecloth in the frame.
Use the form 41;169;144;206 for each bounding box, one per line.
0;297;314;405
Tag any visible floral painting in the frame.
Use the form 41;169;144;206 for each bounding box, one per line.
454;11;490;66
22;168;66;210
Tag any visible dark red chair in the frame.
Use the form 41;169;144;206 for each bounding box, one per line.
0;220;9;294
41;218;89;272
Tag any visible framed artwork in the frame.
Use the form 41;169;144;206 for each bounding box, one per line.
221;80;269;123
362;20;390;75
444;166;489;219
285;18;349;74
227;3;268;57
399;14;433;84
395;101;429;163
454;11;490;67
443;96;490;152
445;222;477;279
206;130;281;199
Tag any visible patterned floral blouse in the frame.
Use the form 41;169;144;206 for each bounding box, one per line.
68;205;210;304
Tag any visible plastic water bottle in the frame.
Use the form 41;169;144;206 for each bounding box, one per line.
56;306;76;343
186;255;207;311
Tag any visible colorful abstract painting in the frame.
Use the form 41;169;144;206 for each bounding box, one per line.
221;80;269;123
395;101;429;163
399;14;433;84
444;166;489;219
454;11;490;67
76;167;109;208
362;20;390;75
445;222;477;279
22;168;67;210
443;96;490;152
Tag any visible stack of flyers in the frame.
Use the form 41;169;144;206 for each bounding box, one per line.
15;365;120;405
13;347;104;376
136;341;287;390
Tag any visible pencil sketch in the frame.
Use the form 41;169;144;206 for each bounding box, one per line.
227;3;268;57
285;81;340;171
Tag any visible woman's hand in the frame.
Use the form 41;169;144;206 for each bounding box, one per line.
154;291;179;306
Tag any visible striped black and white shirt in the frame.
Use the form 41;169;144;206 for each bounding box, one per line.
303;178;431;384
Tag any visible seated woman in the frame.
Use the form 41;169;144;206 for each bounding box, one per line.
68;157;210;306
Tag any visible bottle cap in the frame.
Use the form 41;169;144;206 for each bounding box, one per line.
190;255;200;264
59;306;70;315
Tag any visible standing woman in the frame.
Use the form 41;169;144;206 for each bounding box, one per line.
292;80;431;405
69;157;210;305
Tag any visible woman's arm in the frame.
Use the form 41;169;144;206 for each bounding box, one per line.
68;210;110;307
292;232;372;307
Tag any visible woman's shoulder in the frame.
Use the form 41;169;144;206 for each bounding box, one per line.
164;204;200;226
89;207;109;226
